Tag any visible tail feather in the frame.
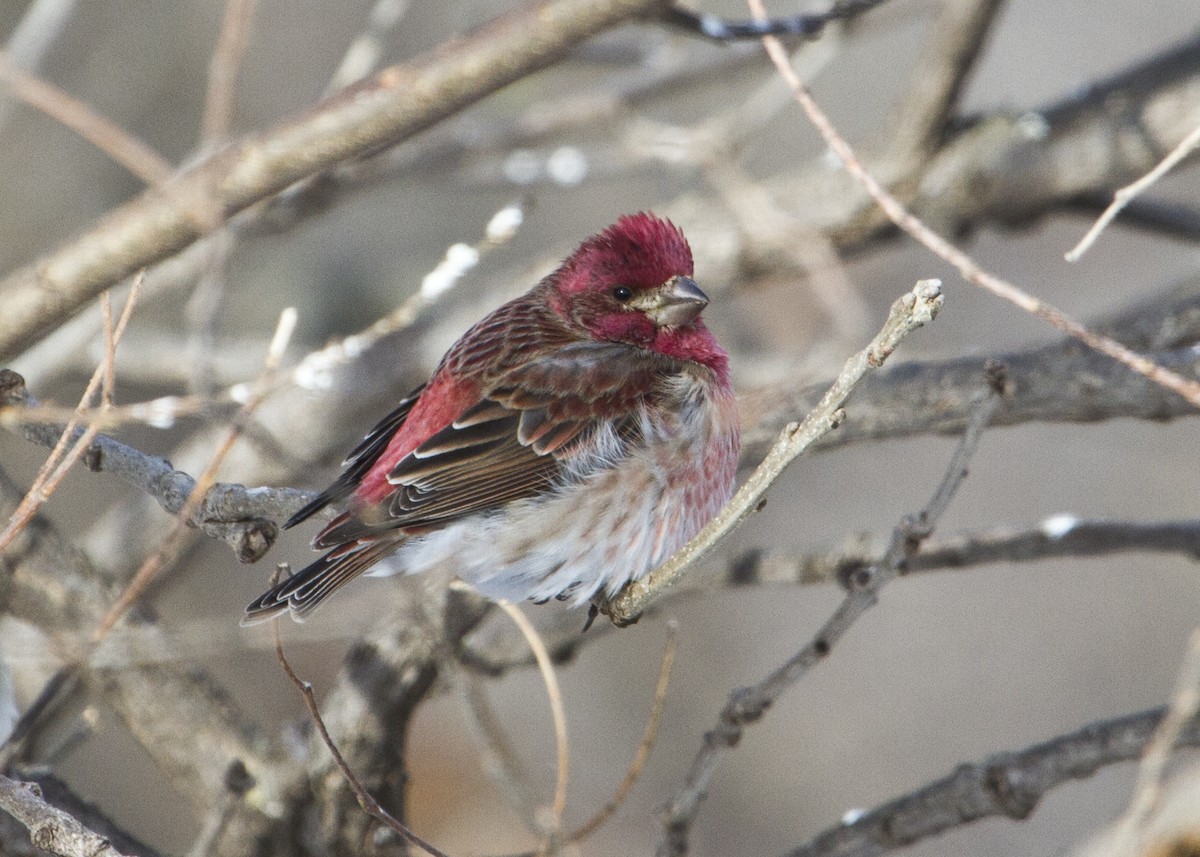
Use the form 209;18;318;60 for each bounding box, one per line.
242;539;399;625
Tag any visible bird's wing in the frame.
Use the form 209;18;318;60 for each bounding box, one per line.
283;383;426;529
313;342;670;546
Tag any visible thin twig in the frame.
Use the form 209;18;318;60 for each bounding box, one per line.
784;704;1200;857
91;307;297;641
569;621;678;843
1105;628;1200;857
326;0;412;94
0;0;78;133
0;0;667;359
202;0;257;141
0;52;170;184
601;278;944;625
748;0;1200;411
0;277;142;552
495;599;570;842
719;517;1200;591
1066;120;1200;261
659;372;1004;857
271;619;449;857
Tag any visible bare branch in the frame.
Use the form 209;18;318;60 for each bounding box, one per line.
492;598;571;842
0;467;290;835
0;52;171;185
601;279;944;625
0;774;132;857
752;0;1200;410
659;370;1003;856
0;368;295;562
783;706;1200;857
721;518;1200;591
880;0;1005;165
1066;120;1200;261
0;0;669;360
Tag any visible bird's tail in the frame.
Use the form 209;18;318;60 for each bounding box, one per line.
241;540;398;626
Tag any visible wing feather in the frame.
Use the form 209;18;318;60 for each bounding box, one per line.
283;383;425;529
352;341;672;531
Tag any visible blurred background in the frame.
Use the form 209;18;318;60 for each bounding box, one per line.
1;1;1199;855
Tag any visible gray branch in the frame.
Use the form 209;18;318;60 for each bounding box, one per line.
782;706;1197;857
741;278;1200;461
659;375;1005;856
0;368;310;563
5;278;1199;567
0;0;670;360
0;468;295;847
0;774;132;857
723;518;1200;590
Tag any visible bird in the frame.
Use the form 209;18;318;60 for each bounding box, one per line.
244;213;740;624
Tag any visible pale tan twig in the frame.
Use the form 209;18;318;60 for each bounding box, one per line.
90;307;297;641
0;277;143;552
2;0;77;69
569;621;678;843
192;0;256;395
0;393;230;432
202;0;257;141
0;52;170;184
602;279;944;625
747;0;1200;411
327;0;412;93
1;199;529;432
0;0;664;359
1105;628;1200;857
495;600;570;843
271;614;449;857
290;199;528;393
704;157;869;344
0;0;79;130
1066;120;1200;261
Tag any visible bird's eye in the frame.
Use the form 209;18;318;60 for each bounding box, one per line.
612;286;633;302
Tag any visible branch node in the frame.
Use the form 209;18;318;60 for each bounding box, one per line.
224;759;255;796
984;359;1012;397
984;758;1040;820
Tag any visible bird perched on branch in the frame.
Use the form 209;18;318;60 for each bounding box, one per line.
245;213;739;623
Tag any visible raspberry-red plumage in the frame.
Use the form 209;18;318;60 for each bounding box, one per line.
245;213;739;622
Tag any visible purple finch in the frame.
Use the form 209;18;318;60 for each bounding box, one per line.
245;213;739;622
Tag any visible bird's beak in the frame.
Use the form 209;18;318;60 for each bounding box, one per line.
640;276;709;327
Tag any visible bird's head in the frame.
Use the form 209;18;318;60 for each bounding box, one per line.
548;213;727;373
